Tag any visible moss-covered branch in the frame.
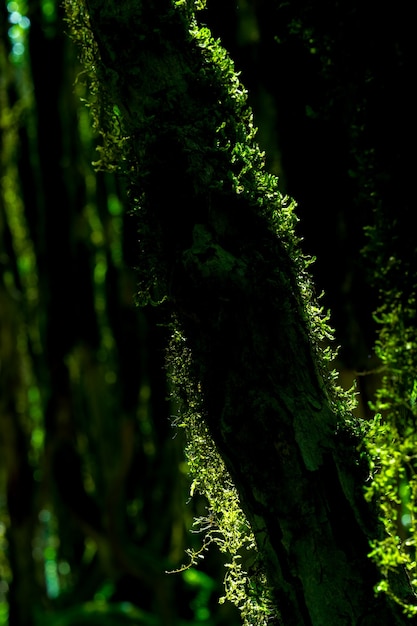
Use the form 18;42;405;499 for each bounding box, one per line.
64;0;415;623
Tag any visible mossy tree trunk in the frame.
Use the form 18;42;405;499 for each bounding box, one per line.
74;1;414;623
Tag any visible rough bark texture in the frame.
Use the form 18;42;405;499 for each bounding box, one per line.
79;1;414;623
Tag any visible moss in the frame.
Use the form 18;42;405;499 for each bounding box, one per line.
63;1;362;622
166;326;279;623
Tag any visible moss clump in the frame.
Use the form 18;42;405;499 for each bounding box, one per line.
364;306;417;616
167;326;279;624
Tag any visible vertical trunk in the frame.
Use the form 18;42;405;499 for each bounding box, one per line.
70;0;415;622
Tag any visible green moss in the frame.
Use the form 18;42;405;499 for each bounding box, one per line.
167;327;278;623
363;168;417;614
63;1;357;623
364;308;417;614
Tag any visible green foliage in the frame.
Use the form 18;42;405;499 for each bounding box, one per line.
364;316;417;615
361;93;417;608
363;201;417;614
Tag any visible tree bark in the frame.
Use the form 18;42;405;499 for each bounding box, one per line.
74;1;415;623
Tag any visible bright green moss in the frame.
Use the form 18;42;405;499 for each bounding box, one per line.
63;2;357;623
363;191;417;614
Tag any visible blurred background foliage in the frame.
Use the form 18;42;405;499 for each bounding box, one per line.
0;1;241;624
0;0;413;623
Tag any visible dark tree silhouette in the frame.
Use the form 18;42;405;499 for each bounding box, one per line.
60;0;414;623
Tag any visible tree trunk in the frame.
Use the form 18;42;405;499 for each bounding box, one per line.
71;1;415;623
